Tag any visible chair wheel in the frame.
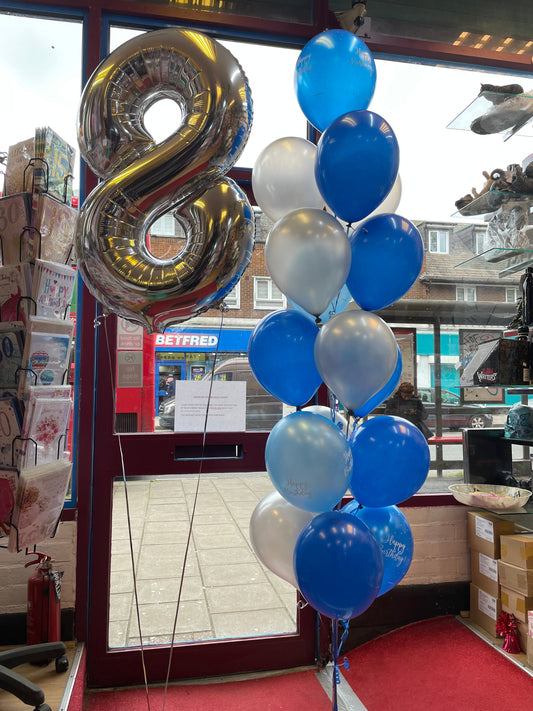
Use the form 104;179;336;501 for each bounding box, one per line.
36;705;51;711
55;655;69;673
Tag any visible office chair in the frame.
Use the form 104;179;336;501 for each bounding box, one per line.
0;641;68;711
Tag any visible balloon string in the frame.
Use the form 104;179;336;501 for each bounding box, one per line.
331;619;351;711
162;311;226;711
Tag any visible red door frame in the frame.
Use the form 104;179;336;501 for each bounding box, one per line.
46;0;533;687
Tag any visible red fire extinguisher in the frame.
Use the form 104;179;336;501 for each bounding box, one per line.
25;552;63;645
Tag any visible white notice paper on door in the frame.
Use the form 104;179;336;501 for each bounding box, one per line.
174;380;246;432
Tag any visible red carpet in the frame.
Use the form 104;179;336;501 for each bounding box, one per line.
82;617;533;710
83;668;331;710
343;615;533;710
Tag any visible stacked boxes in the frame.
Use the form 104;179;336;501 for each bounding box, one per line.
499;533;533;652
468;511;515;637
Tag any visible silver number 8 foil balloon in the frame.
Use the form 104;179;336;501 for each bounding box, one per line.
76;28;254;333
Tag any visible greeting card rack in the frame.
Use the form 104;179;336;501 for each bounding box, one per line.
23;157;74;205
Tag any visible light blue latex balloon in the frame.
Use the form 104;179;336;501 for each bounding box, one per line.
294;30;376;132
344;503;414;597
294;511;383;619
349;416;430;507
352;347;403;418
248;309;322;407
315;110;400;224
265;411;353;512
314;309;398;413
347;214;424;311
288;283;352;324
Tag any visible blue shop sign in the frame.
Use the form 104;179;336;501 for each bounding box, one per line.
154;328;251;352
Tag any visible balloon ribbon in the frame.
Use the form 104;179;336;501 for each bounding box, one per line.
331;619;351;711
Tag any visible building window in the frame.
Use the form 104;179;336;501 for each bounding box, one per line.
254;277;286;310
224;282;241;309
506;287;519;303
428;229;450;254
456;285;477;302
474;229;486;254
151;213;177;237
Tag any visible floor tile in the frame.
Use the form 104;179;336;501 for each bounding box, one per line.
205;583;281;614
211;608;296;639
196;546;256;566
202;562;266;587
136;600;211;636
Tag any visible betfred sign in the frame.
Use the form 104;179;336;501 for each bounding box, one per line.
154;333;218;348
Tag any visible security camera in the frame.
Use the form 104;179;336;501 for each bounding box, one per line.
335;2;369;34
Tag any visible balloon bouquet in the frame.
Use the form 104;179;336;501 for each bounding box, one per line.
249;29;429;699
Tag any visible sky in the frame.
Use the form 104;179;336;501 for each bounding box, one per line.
1;12;533;226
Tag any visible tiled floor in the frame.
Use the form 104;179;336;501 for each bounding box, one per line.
108;473;298;648
107;456;463;649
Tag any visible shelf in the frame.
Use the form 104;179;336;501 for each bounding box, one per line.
452;190;533;218
447;89;533;140
455;247;533;277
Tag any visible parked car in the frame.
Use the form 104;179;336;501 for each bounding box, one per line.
417;387;493;430
158;357;283;431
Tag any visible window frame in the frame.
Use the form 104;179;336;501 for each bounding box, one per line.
428;228;450;254
456;285;477;302
253;275;286;310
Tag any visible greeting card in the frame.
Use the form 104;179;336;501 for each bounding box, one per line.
0;396;23;468
0;322;25;395
0;263;32;322
32;259;77;321
0;193;34;264
0;467;18;536
21;396;72;468
4;138;35;196
34;127;76;203
32;193;77;264
8;459;72;552
18;317;74;400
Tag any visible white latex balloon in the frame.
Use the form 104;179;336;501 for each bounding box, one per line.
252;137;325;222
249;491;317;587
265;208;351;317
302;405;348;436
314;310;398;412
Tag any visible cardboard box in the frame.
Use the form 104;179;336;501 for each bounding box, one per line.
470;583;501;638
500;533;533;569
498;559;533;596
517;619;529;653
471;549;500;598
527;611;533;667
501;586;533;623
467;511;515;558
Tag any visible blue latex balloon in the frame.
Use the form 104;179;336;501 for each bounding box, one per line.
294;30;376;132
315;110;400;224
350;416;430;507
349;504;414;597
248;309;322;406
265;411;353;512
294;511;383;619
352;347;402;418
347;214;424;311
288;284;352;324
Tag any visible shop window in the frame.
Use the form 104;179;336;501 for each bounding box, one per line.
428;229;450;254
253;276;286;310
456;285;477;302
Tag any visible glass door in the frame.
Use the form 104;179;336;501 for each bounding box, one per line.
79;17;319;687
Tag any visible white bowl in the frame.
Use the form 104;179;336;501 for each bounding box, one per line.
449;484;532;512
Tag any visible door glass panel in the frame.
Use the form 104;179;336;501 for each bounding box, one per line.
109;473;298;648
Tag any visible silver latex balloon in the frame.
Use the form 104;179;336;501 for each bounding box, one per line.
76;28;254;333
314;309;398;412
250;491;317;588
265;207;351;317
